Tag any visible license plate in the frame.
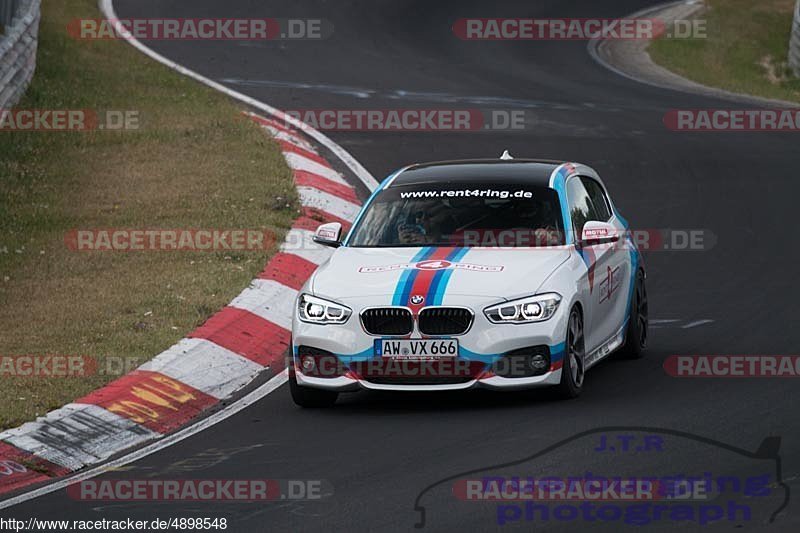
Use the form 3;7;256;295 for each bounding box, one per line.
375;339;458;359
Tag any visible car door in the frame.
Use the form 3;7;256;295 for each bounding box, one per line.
566;175;631;356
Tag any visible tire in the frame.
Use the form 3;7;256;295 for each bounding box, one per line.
289;367;339;408
618;269;648;359
557;307;585;399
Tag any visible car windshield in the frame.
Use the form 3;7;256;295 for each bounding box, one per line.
347;182;565;247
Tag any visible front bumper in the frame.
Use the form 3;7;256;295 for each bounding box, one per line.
295;370;563;392
291;293;569;392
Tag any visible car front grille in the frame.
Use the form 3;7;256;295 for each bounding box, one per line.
418;307;474;336
360;307;414;335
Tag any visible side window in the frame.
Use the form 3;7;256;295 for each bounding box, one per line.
581;177;612;221
566;177;599;236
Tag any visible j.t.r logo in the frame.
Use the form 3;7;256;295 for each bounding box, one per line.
599;265;621;304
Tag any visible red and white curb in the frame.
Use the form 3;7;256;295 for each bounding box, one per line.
0;113;363;498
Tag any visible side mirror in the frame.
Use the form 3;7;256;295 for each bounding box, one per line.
313;222;343;248
579;221;619;247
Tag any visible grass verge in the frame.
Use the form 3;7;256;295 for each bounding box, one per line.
0;0;297;429
649;0;800;103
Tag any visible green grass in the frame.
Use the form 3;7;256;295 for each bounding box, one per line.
0;0;297;429
649;0;800;103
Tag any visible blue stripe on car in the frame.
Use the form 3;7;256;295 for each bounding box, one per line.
392;247;436;305
428;247;469;305
549;342;566;364
613;206;640;326
551;167;574;245
336;347;376;363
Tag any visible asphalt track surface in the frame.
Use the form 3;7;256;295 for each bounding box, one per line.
3;0;799;531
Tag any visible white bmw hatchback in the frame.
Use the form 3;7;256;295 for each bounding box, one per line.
290;157;647;406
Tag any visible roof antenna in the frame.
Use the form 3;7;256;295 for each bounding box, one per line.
500;150;514;160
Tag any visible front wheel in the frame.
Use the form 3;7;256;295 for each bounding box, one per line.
556;307;585;399
289;368;339;408
619;269;648;359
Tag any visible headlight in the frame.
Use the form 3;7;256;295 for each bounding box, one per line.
297;293;352;324
484;293;562;324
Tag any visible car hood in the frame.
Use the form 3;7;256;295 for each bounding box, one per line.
310;246;571;303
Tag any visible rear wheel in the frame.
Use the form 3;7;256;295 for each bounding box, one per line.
619;269;648;359
289;367;339;408
557;307;585;399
